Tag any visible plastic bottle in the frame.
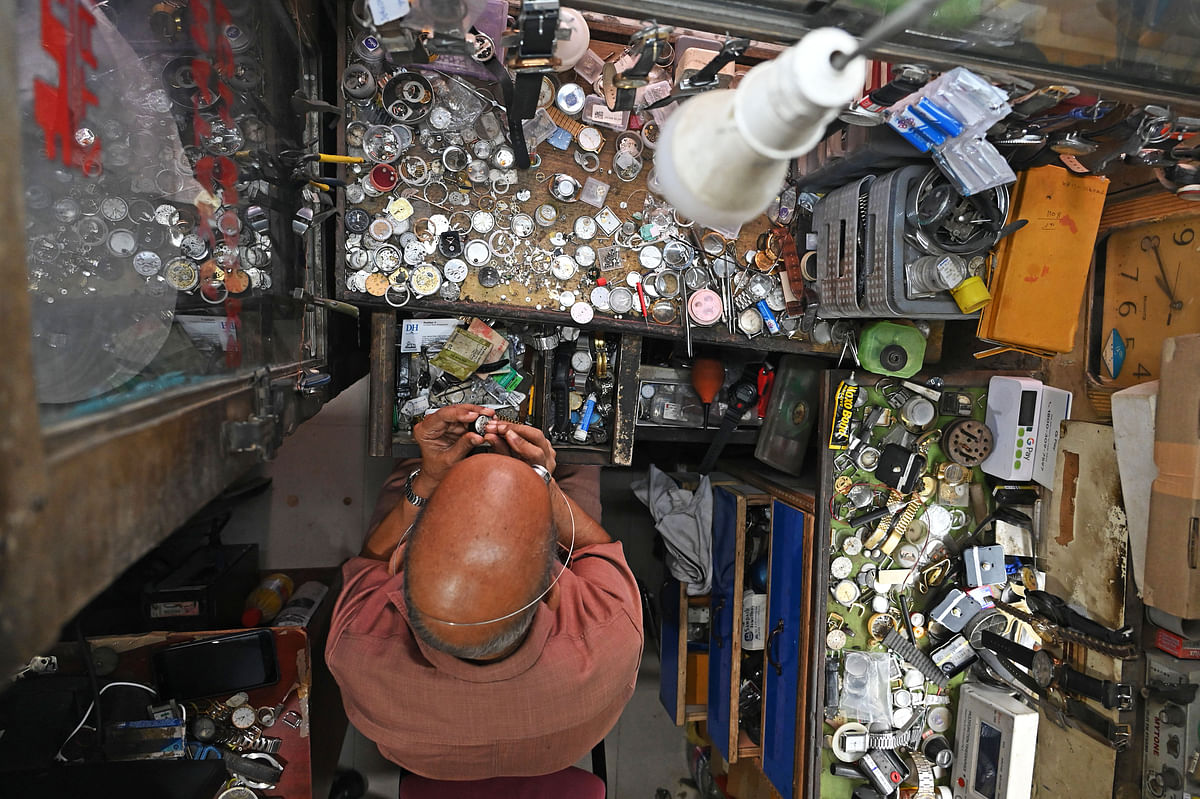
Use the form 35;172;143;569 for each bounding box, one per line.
858;321;927;378
274;582;330;628
242;573;294;627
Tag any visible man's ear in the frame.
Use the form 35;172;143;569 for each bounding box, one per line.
543;579;562;611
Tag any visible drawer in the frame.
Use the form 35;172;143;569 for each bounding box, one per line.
658;579;710;726
368;312;639;465
709;485;771;765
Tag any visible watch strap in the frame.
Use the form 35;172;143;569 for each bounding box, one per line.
403;468;428;507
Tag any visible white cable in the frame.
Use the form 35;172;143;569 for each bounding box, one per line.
55;681;157;761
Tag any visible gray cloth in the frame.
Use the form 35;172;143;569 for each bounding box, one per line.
632;465;712;595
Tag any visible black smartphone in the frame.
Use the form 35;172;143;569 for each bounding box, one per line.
152;629;280;700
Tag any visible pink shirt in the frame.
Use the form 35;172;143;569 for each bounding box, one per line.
326;541;643;779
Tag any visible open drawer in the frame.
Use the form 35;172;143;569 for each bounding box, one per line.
367;312;639;465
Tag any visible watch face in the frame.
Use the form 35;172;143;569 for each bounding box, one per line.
574;216;597;240
231;706;257;730
1031;651;1055;688
464;240;491;266
590;285;611;310
100;196;128;221
578;126;603;153
471;211;495;233
638;245;663;270
575;245;596;267
1097;215;1200;388
571;350;593;372
511;213;534;238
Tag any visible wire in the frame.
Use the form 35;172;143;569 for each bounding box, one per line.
420;481;577;627
55;682;157;762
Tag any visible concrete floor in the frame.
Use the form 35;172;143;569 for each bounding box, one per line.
222;378;693;798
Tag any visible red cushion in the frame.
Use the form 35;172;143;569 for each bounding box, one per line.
399;767;605;799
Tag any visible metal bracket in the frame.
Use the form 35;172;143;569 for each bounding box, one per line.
223;369;282;460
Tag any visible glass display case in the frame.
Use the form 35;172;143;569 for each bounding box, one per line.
1;0;364;679
17;0;319;424
571;0;1200;109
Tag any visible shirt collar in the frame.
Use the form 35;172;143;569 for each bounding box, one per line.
385;584;558;683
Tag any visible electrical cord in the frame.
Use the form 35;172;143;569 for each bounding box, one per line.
55;682;157;762
76;621;102;752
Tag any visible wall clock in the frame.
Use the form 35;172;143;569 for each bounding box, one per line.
1089;213;1200;391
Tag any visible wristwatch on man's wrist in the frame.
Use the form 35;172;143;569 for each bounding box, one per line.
404;468;428;507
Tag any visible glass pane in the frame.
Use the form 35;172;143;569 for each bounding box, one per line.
17;0;315;424
678;0;1200;99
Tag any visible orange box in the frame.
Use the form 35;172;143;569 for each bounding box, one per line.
977;166;1109;356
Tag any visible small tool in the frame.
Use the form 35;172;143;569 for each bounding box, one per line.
690;358;725;430
645;35;750;109
291;288;360;319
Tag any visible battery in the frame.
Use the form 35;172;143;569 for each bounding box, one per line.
931;633;977;677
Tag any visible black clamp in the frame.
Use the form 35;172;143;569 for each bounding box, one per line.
603;24;673;112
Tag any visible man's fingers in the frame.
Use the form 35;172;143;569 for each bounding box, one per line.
504;429;546;462
484;433;512;455
449;432;484;456
438;404;493;423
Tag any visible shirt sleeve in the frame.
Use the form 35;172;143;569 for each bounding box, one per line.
364;457;422;537
556;541;644;639
328;556;401;656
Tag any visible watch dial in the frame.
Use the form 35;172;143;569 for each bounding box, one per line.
511;214;534;237
1031;651;1055;688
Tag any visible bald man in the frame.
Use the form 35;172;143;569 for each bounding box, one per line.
326;404;644;780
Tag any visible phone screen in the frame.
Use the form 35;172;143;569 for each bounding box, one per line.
152;630;280;700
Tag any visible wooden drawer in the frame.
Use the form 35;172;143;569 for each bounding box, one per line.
367;311;639;465
659;579;710;726
709;485;816;796
710;484;770;765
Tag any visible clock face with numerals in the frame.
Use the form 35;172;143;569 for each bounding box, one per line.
1097;215;1200;388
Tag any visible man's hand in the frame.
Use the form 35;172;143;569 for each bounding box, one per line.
414;404;493;486
483;421;557;475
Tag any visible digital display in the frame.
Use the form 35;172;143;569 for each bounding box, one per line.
974;721;1003;799
1018;390;1038;427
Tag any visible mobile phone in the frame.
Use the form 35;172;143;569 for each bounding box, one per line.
152;629;280;700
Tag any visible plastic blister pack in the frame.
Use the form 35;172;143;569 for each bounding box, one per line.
838;650;892;724
885;67;1016;195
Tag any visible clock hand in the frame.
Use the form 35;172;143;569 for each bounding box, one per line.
1142;235;1182;306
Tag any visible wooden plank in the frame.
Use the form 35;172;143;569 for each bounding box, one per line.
368;311;397;457
0;0;51;678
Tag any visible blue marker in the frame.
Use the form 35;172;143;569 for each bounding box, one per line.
756;300;781;335
572;393;598;442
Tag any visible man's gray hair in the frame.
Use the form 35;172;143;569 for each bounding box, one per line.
402;517;557;661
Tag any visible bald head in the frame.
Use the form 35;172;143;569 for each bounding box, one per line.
404;454;556;660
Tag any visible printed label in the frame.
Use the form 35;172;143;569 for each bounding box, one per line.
829;381;860;450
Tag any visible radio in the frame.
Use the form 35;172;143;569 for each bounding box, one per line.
951;683;1038;799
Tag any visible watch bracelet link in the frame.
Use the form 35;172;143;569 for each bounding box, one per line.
404;468;428;507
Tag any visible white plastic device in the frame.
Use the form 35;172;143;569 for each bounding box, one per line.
951;683;1038;799
655;27;866;231
980;376;1044;481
